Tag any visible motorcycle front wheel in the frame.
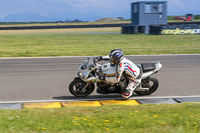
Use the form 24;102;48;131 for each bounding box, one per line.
69;77;95;97
135;77;159;95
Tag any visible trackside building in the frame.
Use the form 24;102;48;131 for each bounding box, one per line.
122;1;200;35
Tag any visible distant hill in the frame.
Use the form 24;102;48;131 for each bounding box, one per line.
95;17;124;22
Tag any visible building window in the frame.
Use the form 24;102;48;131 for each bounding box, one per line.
134;4;138;13
158;4;163;13
151;4;158;13
145;4;151;13
145;3;163;13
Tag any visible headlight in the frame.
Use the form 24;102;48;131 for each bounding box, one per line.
78;72;85;79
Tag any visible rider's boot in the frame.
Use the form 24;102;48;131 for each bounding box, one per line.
122;80;139;100
122;89;134;100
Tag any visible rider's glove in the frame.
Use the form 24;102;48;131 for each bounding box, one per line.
94;56;102;64
97;56;103;61
99;74;106;81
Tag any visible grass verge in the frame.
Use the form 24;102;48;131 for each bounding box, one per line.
0;20;130;27
0;34;199;57
0;103;199;133
0;27;120;35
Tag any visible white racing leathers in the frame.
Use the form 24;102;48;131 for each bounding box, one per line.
105;57;141;96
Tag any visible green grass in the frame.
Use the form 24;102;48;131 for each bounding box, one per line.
0;20;130;27
0;34;199;57
0;103;200;133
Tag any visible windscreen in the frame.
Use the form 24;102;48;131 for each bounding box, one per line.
81;58;94;69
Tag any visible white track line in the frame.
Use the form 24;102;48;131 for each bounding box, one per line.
129;95;200;100
0;95;200;104
0;54;199;60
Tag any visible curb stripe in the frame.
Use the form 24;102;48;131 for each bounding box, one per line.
100;100;140;106
23;102;62;109
1;96;200;109
0;103;22;110
1;95;200;104
62;101;102;107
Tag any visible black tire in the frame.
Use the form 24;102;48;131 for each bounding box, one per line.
135;77;159;95
69;77;95;97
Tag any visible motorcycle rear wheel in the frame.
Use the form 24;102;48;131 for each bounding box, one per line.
135;77;159;95
69;77;95;97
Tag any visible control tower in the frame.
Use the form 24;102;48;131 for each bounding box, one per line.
122;1;167;34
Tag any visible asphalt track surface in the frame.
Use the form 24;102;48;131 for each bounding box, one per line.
0;54;199;102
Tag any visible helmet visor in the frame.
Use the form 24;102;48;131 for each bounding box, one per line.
110;57;115;64
110;56;120;64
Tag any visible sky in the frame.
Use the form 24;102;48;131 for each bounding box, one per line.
0;0;199;22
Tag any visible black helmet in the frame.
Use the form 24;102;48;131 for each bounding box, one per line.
109;49;124;64
109;49;123;57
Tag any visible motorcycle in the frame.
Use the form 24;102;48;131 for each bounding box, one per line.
69;56;162;97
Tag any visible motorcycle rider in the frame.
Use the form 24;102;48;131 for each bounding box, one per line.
98;49;141;99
